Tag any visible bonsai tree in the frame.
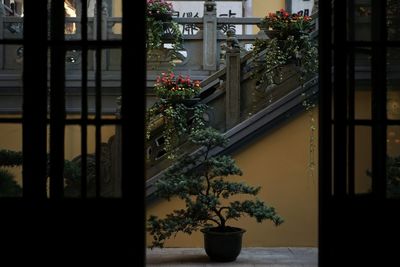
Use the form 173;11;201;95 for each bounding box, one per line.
147;127;284;249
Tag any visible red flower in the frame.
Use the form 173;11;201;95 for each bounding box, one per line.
261;9;313;37
153;71;202;100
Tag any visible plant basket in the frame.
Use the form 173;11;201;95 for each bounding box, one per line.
168;97;201;107
263;29;281;39
150;12;173;22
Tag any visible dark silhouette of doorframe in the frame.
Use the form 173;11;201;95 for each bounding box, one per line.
0;1;145;264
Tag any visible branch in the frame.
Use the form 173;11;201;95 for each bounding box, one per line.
205;173;211;196
206;217;221;226
218;206;230;213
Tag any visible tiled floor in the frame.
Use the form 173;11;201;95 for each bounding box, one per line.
146;247;318;267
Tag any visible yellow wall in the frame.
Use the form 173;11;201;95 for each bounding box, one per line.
253;0;285;18
147;109;318;247
252;0;285;33
0;124;23;186
112;0;122;34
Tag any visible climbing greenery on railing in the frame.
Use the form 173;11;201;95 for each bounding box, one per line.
146;72;207;160
251;9;318;179
251;35;318;91
146;0;182;62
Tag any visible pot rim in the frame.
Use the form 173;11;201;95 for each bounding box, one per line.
201;226;246;235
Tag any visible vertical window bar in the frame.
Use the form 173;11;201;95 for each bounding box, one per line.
348;47;355;196
22;1;48;198
49;0;66;199
81;0;88;198
95;0;103;198
319;0;333;196
348;0;356;196
121;0;144;198
318;1;333;266
122;0;145;263
371;0;387;198
333;0;348;196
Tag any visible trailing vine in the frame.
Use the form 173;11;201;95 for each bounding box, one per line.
146;0;183;67
251;9;318;178
146;102;208;160
302;95;317;182
145;1;200;160
146;72;207;160
250;35;317;93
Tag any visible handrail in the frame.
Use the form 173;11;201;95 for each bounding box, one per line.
3;4;20;17
217;17;261;25
145;8;320;170
146;74;319;197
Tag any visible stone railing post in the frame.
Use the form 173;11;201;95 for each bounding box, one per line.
225;46;241;129
203;0;217;71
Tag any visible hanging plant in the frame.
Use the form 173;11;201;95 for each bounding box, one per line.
146;71;207;159
251;9;317;91
250;9;318;178
250;35;318;91
146;0;183;63
260;9;312;39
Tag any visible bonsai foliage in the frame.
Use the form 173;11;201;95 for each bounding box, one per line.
0;169;22;197
0;149;22;197
147;127;284;248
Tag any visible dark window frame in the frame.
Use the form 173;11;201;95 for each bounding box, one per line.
0;1;145;263
319;0;400;265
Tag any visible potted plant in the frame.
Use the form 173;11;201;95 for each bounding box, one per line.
147;127;284;262
147;0;174;21
146;71;206;159
146;0;182;55
153;71;201;102
260;9;312;40
251;10;318;179
252;9;317;92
